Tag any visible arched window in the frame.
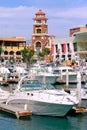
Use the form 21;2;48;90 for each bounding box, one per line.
36;42;41;53
36;42;41;47
4;51;8;55
16;51;21;55
37;29;41;33
10;51;14;55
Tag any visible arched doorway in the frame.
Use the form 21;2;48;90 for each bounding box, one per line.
10;51;14;55
4;51;8;55
16;51;21;55
16;51;21;62
36;42;41;53
9;51;14;64
4;51;8;61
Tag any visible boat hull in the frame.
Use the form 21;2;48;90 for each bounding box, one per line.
7;98;73;117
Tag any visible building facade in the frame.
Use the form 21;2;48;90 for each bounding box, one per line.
0;37;26;62
73;31;87;60
70;25;87;37
51;37;75;63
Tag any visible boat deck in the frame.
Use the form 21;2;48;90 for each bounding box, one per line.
0;102;32;118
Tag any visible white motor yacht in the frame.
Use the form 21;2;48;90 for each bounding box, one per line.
6;75;78;117
53;66;78;84
69;83;87;100
0;87;10;102
29;66;59;84
81;83;87;100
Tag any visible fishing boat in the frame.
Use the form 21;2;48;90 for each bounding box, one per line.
6;75;78;117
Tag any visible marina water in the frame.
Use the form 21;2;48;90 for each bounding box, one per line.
0;84;87;130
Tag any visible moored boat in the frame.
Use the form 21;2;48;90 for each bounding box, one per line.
0;87;10;102
53;66;78;84
6;75;78;117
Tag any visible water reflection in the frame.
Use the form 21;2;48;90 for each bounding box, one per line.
0;112;76;130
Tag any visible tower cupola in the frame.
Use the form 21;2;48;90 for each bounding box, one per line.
32;10;49;53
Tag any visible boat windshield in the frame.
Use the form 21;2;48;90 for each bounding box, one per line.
19;79;55;91
20;79;42;91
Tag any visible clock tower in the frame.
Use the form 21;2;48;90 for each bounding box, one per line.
32;9;49;53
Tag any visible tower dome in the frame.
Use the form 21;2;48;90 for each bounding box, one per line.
35;9;45;15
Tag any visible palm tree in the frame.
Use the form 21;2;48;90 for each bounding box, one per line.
43;47;50;56
21;47;28;62
37;47;51;61
38;52;44;57
21;48;35;68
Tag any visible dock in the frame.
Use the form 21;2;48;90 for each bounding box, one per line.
76;107;87;113
0;103;32;118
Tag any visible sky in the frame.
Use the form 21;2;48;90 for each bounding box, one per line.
0;0;87;40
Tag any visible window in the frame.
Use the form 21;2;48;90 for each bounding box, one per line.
36;42;41;53
55;45;58;52
62;55;65;60
5;42;10;46
13;42;18;46
10;51;14;55
68;54;71;60
36;42;41;47
16;51;21;55
67;43;70;52
73;43;77;51
4;51;8;55
37;20;41;24
37;29;41;33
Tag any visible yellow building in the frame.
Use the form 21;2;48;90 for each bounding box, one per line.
0;37;26;62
